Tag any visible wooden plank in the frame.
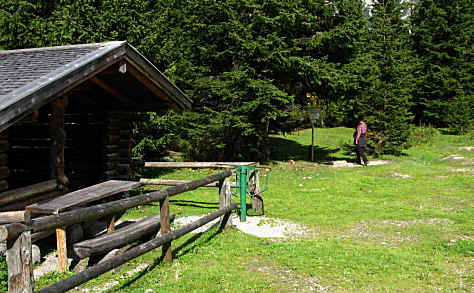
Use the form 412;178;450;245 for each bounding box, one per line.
56;226;67;273
139;178;237;188
104;134;120;145
144;162;257;168
0;180;8;192
0;179;57;206
26;180;142;214
90;76;134;104
73;213;176;259
30;170;233;233
0;153;8;165
0;211;25;224
0;166;9;179
0;140;8;152
7;231;34;293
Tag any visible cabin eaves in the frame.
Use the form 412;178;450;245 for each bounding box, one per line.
0;41;192;133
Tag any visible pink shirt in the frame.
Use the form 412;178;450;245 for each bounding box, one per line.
355;121;367;144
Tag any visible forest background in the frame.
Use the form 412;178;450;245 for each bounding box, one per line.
0;0;472;161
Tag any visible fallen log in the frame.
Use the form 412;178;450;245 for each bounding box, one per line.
73;213;176;259
0;223;29;242
140;178;237;188
37;202;238;293
144;162;256;168
0;211;25;224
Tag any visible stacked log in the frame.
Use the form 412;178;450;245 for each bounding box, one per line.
0;130;8;192
7;113;51;188
117;115;132;180
101;114;121;181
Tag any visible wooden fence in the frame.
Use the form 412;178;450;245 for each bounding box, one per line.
1;169;236;293
140;161;264;212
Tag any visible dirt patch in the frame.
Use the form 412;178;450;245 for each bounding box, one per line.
327;160;390;168
174;215;310;239
72;264;149;293
247;259;328;292
390;172;412;178
346;218;455;246
457;146;473;151
440;155;473;167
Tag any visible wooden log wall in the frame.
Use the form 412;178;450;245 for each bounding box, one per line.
6;108;105;192
101;113;132;181
0;130;8;192
8;111;51;188
4;106;136;197
65;113;103;190
101;114;120;181
118;115;132;180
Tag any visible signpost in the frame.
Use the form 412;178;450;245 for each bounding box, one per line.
306;106;321;162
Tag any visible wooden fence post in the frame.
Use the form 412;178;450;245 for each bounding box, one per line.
50;97;69;273
56;222;67;273
160;196;172;263
7;212;34;292
219;177;232;229
250;169;263;212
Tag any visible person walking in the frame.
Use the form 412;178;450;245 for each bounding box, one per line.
354;116;369;166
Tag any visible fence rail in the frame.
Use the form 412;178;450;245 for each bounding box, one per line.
1;169;236;293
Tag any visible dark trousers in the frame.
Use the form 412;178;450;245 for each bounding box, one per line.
356;145;368;165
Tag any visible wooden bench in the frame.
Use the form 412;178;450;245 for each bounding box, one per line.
73;213;176;259
26;180;142;272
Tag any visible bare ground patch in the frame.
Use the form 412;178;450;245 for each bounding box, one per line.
344;218;455;246
246;259;328;292
174;215;311;239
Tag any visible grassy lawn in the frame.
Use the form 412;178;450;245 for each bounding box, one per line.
34;128;473;292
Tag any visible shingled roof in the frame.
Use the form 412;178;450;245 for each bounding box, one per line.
0;41;191;133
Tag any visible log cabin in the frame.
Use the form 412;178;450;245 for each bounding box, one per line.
0;41;191;212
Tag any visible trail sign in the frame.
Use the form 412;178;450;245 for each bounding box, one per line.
306;106;321;124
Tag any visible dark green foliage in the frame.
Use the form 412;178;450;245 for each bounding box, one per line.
0;257;6;293
349;0;415;153
412;0;474;134
132;111;184;161
407;125;440;146
0;0;472;160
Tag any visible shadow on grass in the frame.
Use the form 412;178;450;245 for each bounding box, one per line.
270;136;355;163
111;225;225;292
132;167;177;181
170;199;219;209
269;136;308;161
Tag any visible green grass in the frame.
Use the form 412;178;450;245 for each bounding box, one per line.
33;127;473;292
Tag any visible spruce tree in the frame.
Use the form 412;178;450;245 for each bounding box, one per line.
412;0;473;133
353;0;415;153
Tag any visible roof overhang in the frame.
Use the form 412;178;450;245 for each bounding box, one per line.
0;41;192;133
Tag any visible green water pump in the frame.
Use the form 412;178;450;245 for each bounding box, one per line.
234;165;269;222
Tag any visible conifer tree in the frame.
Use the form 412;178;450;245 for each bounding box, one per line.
353;0;415;153
412;0;473;133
